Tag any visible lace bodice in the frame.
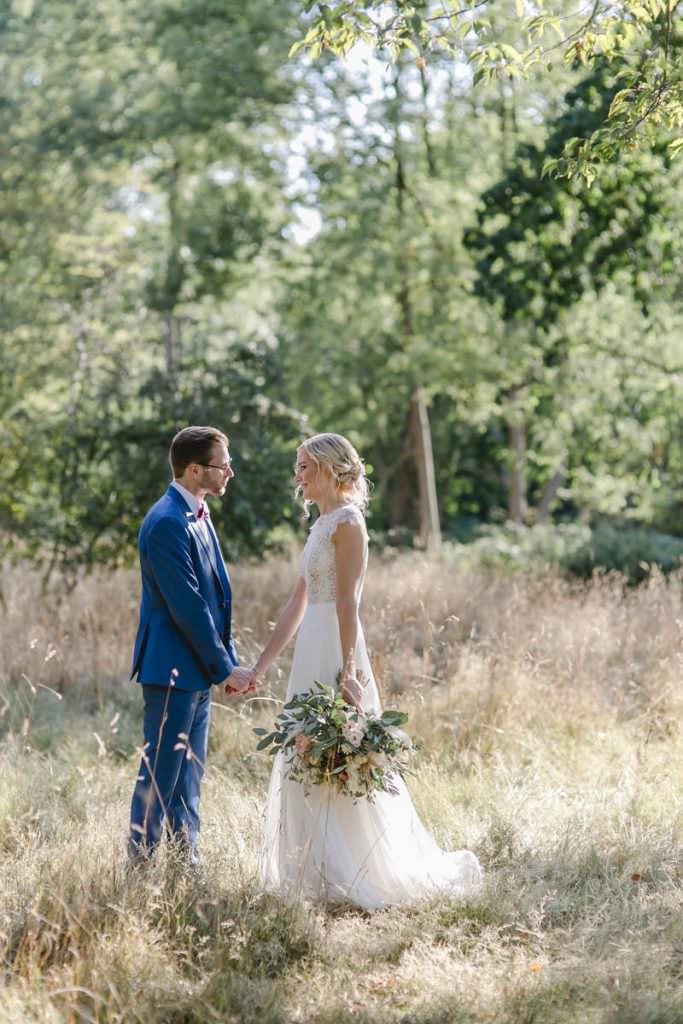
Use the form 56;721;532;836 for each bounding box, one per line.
300;504;368;604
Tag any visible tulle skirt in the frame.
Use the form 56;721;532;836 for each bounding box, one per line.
259;601;481;909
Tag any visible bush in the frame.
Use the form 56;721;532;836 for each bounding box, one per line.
561;523;683;582
448;522;683;582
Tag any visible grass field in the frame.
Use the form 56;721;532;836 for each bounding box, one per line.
2;551;683;1023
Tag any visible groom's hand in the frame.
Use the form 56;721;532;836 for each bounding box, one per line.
223;666;256;695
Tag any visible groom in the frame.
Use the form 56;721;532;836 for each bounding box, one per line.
128;425;255;864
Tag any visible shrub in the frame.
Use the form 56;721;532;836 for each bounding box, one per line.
448;522;683;582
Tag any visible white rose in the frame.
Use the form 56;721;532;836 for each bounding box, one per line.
342;720;365;747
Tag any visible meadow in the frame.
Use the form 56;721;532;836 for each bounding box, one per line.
2;550;683;1023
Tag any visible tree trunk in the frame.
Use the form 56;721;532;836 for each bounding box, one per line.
165;312;181;373
418;62;437;178
388;462;413;527
411;389;442;550
507;413;527;523
391;63;441;550
163;158;183;374
537;465;565;523
498;75;517;166
387;407;417;529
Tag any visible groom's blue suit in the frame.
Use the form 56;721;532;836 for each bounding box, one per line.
128;483;239;861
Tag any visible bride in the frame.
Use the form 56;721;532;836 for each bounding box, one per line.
252;432;481;909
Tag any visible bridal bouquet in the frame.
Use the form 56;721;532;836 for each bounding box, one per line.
254;679;414;802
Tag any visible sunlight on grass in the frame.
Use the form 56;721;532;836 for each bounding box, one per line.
2;554;683;1021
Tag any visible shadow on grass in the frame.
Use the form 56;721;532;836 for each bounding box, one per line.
304;970;683;1024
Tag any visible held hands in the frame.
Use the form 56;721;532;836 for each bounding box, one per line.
224;666;257;696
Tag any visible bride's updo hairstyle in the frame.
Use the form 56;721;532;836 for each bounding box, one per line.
299;432;370;516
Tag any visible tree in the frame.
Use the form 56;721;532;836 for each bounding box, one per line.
464;61;683;523
0;0;307;569
292;0;683;177
275;48;526;535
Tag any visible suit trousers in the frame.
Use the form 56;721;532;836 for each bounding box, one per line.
128;684;211;862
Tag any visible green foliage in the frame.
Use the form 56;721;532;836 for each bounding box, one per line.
293;1;683;177
3;0;683;569
1;343;307;573
255;681;413;801
452;521;683;582
0;0;304;571
562;523;683;581
451;522;592;573
466;63;680;327
274;49;526;532
460;60;683;528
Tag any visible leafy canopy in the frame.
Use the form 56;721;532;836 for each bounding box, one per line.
292;1;683;178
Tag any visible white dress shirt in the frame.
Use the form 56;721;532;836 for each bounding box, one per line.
171;480;210;541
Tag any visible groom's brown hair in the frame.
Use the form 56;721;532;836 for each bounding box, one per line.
169;426;229;477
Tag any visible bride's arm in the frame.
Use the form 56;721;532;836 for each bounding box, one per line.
333;520;366;709
252;576;308;679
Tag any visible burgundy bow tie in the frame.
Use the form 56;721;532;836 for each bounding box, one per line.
197;502;209;520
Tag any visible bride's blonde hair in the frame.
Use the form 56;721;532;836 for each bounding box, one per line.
298;433;370;515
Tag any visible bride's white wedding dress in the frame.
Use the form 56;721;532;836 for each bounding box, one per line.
260;504;481;909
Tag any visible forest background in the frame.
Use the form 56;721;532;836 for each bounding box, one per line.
3;0;683;579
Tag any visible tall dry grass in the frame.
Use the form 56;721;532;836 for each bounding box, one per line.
2;552;683;1022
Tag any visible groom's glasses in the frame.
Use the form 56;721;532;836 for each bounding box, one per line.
200;462;232;474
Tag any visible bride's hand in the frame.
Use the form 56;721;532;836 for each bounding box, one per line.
252;660;266;684
246;663;264;693
340;671;364;710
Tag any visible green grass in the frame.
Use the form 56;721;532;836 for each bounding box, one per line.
2;555;683;1022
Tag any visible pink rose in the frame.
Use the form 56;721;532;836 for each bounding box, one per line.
295;733;312;754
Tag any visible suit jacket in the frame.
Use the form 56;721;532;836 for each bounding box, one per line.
131;485;239;691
